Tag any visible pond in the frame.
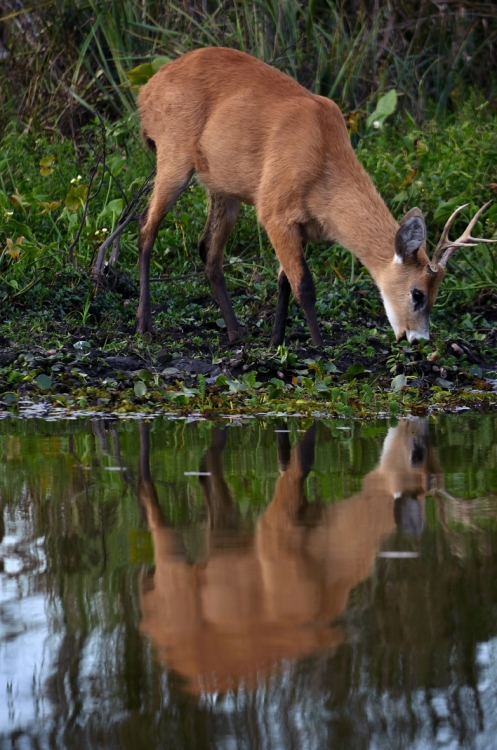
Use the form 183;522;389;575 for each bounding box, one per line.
1;413;497;749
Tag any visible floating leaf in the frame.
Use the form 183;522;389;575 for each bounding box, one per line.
468;365;483;378
134;381;147;397
435;377;454;390
324;362;338;374
2;392;18;405
136;369;153;384
216;318;226;329
35;374;52;390
391;373;407;391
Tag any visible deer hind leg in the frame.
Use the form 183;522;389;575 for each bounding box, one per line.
264;221;323;347
198;193;241;342
271;268;292;347
137;157;193;333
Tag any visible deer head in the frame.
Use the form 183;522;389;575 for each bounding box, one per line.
380;202;496;344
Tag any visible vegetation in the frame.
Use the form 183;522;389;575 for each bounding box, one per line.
0;0;497;415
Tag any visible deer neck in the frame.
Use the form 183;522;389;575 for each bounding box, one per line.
322;162;399;285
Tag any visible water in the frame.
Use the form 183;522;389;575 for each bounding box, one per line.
1;414;497;749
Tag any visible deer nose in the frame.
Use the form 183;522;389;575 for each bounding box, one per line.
407;330;429;344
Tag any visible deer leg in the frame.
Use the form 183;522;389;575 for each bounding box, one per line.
137;159;193;333
276;422;292;472
270;268;292;346
198;193;241;342
199;428;242;532
138;422;163;531
264;221;323;347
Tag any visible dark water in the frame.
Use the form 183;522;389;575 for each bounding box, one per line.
1;413;497;750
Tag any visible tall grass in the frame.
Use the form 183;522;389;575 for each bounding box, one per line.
0;0;496;132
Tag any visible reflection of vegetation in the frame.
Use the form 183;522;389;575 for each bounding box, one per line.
1;414;497;746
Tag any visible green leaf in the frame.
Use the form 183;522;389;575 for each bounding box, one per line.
39;155;55;176
391;373;407;391
366;90;398;128
433;199;465;222
136;368;153;384
99;198;124;219
134;381;147;397
152;56;170;73
2;392;18;405
126;63;154;89
65;184;88;212
324;362;338;374
35;374;52;390
389;400;399;416
340;364;366;381
216;318;226;329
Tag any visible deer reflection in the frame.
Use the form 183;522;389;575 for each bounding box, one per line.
138;418;441;694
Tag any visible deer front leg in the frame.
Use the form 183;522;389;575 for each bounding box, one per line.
265;221;323;347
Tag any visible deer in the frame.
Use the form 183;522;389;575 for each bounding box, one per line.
133;47;496;347
137;417;444;694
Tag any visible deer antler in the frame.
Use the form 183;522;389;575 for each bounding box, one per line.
428;200;497;273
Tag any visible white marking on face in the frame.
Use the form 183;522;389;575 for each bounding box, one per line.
407;329;429;343
394;253;403;265
380;292;401;338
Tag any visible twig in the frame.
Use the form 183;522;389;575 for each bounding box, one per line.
109;167;155;266
92;167;155;278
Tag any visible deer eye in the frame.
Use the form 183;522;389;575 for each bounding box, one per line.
411;288;426;311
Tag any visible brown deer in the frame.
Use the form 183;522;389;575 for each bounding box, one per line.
138;418;442;694
134;47;496;346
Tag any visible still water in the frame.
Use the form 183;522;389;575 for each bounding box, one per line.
1;413;497;749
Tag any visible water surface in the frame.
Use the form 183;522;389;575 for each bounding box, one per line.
1;414;497;749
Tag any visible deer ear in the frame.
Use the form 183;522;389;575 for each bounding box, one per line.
395;212;426;262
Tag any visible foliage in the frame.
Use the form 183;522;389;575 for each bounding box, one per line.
1;0;496;134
